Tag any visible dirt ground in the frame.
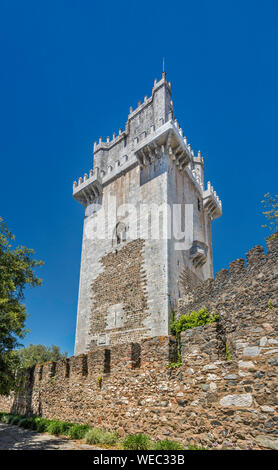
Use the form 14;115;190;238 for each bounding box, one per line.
0;422;100;450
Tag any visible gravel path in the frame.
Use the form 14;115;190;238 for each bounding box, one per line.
0;422;99;450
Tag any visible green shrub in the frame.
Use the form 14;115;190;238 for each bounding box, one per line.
7;415;14;424
171;307;219;335
10;415;23;425
17;418;26;427
67;424;91;440
1;413;13;424
46;420;73;436
122;433;151;450
84;428;105;445
0;413;21;425
31;417;50;433
18;417;33;429
99;431;118;445
169;307;219;367
0;413;119;447
153;439;184;450
84;428;118;446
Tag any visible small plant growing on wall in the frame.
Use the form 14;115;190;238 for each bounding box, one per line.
225;342;232;361
168;307;219;368
170;307;219;335
97;376;102;389
261;192;278;239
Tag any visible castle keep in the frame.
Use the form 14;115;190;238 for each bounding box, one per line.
73;72;222;355
1;74;277;450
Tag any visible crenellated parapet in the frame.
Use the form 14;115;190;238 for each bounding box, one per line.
134;119;190;170
92;73;172;156
72;113;222;215
73;167;102;207
202;181;222;220
22;336;177;387
178;233;278;324
72;73;222;213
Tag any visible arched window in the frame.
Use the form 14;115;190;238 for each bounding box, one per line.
113;222;127;246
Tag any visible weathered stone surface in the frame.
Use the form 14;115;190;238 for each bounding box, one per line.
255;435;278;450
243;347;261;357
268;356;278;366
88;239;150;349
219;394;253;408
261;405;275;413
238;361;255;369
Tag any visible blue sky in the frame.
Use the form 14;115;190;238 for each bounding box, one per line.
0;0;277;356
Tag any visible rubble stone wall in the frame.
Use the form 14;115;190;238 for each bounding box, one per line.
1;235;277;450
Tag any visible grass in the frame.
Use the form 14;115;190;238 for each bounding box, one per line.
47;420;74;436
84;428;118;445
0;411;209;450
152;438;184;450
122;433;151;450
68;424;91;440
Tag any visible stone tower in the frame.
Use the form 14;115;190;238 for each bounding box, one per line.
73;72;222;355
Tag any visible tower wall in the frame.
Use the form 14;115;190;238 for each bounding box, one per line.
167;158;214;306
75;161;169;355
73;73;222;354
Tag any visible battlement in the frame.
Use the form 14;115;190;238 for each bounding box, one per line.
72;116;222;211
178;232;278;319
73;168;102;206
92;73;172;156
72;73;222;211
203;181;222;219
24;336;177;385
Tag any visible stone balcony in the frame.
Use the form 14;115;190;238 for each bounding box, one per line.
73;169;102;207
190;240;208;268
202;181;222;220
134;120;191;170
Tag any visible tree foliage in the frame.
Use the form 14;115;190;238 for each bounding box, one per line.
261;193;278;237
16;343;67;369
0;217;43;394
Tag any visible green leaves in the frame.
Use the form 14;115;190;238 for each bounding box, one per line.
168;308;219;369
261;193;278;235
170;307;219;335
15;344;68;369
0;217;43;394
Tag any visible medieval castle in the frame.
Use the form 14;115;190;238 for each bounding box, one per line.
1;73;277;450
73;72;222;355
